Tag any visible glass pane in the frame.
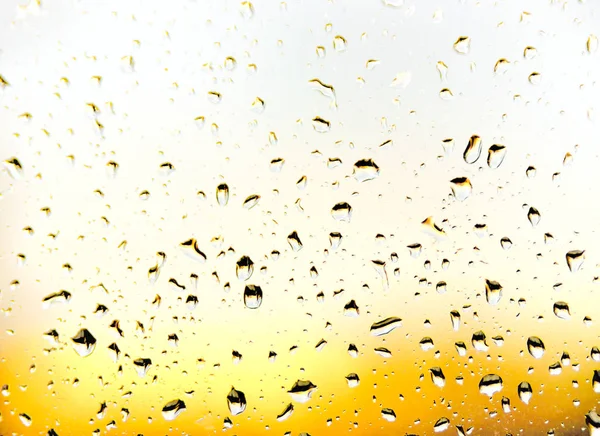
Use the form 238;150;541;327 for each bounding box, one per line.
1;0;600;434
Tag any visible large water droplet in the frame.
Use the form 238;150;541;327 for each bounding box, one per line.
331;202;352;222
370;317;402;336
517;381;533;404
485;279;503;305
429;367;446;388
216;183;230;206
227;387;247;415
288;380;317;403
487;144;506;169
566;250;585;272
553;301;571;320
236;256;254;281
353;159;380;182
453;36;471;54
276;403;294;421
450;177;472;201
162;399;186;421
244;285;263;309
479;374;503;397
527;336;545;359
287;231;303;252
381;408;396;422
71;329;96;357
463;135;482;164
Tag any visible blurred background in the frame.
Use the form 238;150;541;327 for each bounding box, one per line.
0;0;600;434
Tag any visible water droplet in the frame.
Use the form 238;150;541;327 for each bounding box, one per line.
327;232;342;250
370;317;402;336
4;157;23;179
527;207;541;227
434;417;450;432
463;135;482;164
344;300;360;317
312;116;331;133
390;71;412;88
407;243;422;258
236;256;254;281
527;336;545;359
227;387;247;415
353;159;380;182
436;61;448;81
133;358;152;377
586;411;600;433
162;399;186;421
430;367;446;388
19;413;32;427
179;238;207;263
216;183;230;206
287;231;303;252
208;91;222;103
517;381;533;404
439;88;454;100
308;79;337;108
251;97;265;113
366;59;380;70
450;176;472;201
453;36;471;54
42;290;71;308
348;344;359;357
472;331;488;351
224;56;237;71
243;194;260;209
528;72;542;85
374;347;392;358
381;408;396;422
71;329;96;357
479;374;503;397
485;279;503;305
288;380;317;403
244;285;263;309
523;46;537;59
331;202;352;222
346;373;360;388
553;301;570;320
333;35;347;52
276;403;294;421
316;46;326;58
240;1;254;19
487;144;506;169
566;250;585;272
494;58;510;74
450;310;461;331
587;34;598;53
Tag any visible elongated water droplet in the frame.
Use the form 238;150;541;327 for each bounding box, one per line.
42;290;71;308
436;61;448;81
329;232;342;249
236;256;254;281
434;417;450;432
472;331;488;351
527;336;545;358
4;157;23;179
487;144;506;169
287;231;303;252
370;317;402;336
450;310;460;331
244;285;262;309
308;78;337;108
162;399;186;421
485;279;503;305
593;370;600;393
463;135;482;164
587;34;598;54
517;381;533;404
216;183;229;206
430;367;446;388
527;207;541;227
276;403;294;421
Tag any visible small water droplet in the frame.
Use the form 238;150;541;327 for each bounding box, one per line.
450;177;472;201
517;381;533;404
553;301;570;320
587;34;598;53
333;35;347;52
162;399;186;421
527;207;541;227
485;279;503;305
71;329;96;357
216;183;230;206
566;250;585;272
527;336;545;359
487;144;506;169
523;46;537;59
312;116;331;133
